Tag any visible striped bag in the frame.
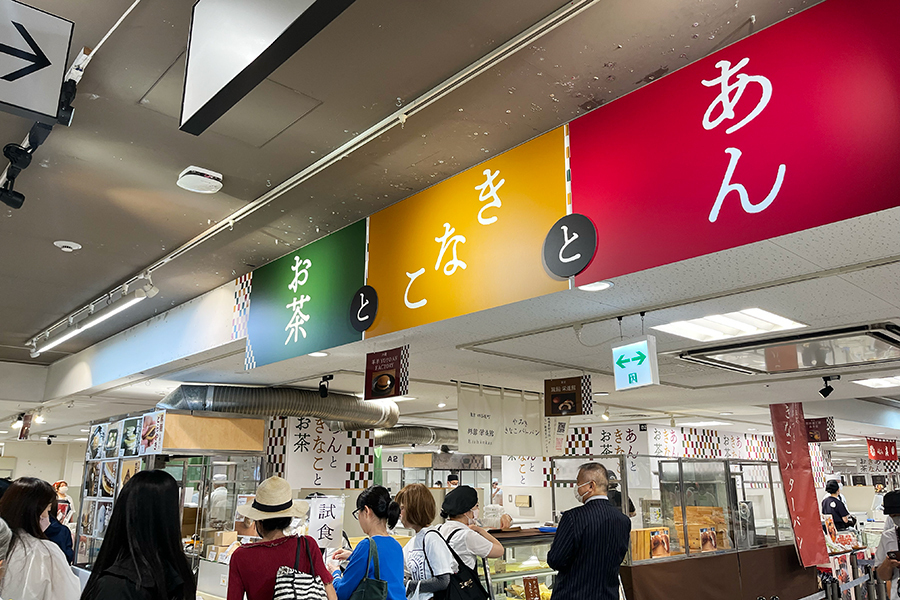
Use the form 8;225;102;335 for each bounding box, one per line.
274;535;328;600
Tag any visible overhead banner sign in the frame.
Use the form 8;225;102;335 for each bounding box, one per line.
569;0;900;287
0;1;73;123
612;336;659;391
181;0;355;134
770;402;829;568
245;220;366;369
867;438;897;461
366;127;568;338
805;417;835;443
458;387;543;456
364;345;409;400
544;376;591;417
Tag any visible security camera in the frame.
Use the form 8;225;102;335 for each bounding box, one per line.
46;435;56;446
319;374;334;398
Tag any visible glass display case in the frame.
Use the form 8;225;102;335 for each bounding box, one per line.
485;531;556;600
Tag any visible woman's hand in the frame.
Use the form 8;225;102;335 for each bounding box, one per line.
333;548;352;561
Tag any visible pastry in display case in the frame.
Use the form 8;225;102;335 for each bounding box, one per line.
486;531;556;600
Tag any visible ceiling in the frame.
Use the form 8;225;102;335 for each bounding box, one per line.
0;0;824;363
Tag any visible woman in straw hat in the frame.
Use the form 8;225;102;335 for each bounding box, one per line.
227;477;337;600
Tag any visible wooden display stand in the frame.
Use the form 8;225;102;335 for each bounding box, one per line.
673;506;730;551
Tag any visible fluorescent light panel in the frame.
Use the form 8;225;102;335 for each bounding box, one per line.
851;376;900;389
652;308;806;342
35;290;147;353
679;420;732;427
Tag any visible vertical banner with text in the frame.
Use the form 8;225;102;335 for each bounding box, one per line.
770;403;829;567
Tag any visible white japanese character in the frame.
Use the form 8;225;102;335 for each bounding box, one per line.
284;296;310;344
558;224;581;264
404;268;427;309
288;256;312;292
702;57;772;134
708;147;785;223
434;223;467;275
474;168;504;225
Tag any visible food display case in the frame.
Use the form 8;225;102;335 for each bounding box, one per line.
485;530;556;600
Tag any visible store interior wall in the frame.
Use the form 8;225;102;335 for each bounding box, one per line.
2;440;86;494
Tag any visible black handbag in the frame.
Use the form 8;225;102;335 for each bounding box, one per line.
348;537;388;600
423;529;489;600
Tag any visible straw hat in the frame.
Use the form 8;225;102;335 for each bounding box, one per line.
236;476;309;521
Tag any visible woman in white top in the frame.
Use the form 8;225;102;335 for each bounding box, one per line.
0;477;80;600
438;485;503;570
395;484;456;599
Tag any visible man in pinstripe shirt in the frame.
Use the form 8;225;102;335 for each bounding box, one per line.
547;463;631;600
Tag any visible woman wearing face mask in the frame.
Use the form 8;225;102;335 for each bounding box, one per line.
437;485;503;570
0;477;81;600
52;481;74;527
44;498;74;564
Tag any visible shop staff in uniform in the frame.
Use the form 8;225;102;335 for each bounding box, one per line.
447;474;459;488
547;463;631;600
395;483;456;598
81;470;196;600
822;480;853;530
0;477;81;600
328;485;406;600
876;491;900;599
438;485;504;568
227;476;337;600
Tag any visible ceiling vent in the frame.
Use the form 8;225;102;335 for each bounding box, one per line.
177;166;223;194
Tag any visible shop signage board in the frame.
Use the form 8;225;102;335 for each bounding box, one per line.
307;497;345;549
770;402;829;567
285;417;352;489
569;0;900;287
612;336;659;391
366;127;568;338
867;438;897;461
363;345;408;400
501;456;549;488
457;387;543;456
805;417;835;443
0;1;73;123
16;412;31;440
245;220;366;369
543;376;591;417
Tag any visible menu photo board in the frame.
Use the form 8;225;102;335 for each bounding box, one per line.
120;417;141;457
87;424;106;460
543;376;590;416
139;411;165;455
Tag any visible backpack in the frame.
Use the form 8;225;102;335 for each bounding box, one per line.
274;535;328;600
422;529;489;600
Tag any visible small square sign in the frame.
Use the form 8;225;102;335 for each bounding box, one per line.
612;336;659;391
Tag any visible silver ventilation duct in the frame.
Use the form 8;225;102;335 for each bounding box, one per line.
157;385;399;429
373;426;458;447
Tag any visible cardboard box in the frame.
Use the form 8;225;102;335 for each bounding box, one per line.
215;530;238;547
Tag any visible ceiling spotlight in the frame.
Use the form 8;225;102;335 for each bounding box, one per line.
601;406;610;421
308;352;329;357
438;403;447;408
319;374;333;398
819;375;840;398
670;416;677;428
33;412;45;424
577;281;614;292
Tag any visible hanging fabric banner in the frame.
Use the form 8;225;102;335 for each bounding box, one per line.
770;402;829;568
458;387;543;456
867;438;898;461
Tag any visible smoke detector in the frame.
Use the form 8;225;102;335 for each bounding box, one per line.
53;240;82;253
177;166;223;194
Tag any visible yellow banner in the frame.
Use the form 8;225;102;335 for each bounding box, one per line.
367;127;568;337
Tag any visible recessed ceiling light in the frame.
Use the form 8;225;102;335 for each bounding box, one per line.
651;308;806;342
437;403;447;408
308;352;329;357
34;414;45;424
851;376;900;389
74;437;88;441
0;430;7;434
679;420;732;427
577;281;614;292
80;429;89;433
747;428;757;431
53;240;82;253
719;412;733;416
593;392;609;396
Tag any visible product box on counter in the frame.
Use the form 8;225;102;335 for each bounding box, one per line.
215;530;238;547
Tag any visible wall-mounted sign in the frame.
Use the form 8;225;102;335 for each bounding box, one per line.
285;418;352;489
612;336;659;391
542;214;597;278
366;127;568;337
0;1;73;123
364;345;408;400
349;285;378;332
543;376;591;416
245;220;366;369
570;0;900;287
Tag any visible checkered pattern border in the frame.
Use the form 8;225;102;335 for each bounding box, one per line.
744;434;776;462
543;466;552;488
345;430;374;489
398;345;410;396
581;374;592;415
825;417;836;441
267;417;288;478
858;457;900;474
809;442;827;488
232;273;252;341
565;426;593;456
682;428;722;459
564;124;572;209
245;342;257;371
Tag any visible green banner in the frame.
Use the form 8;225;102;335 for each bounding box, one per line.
246;220;366;368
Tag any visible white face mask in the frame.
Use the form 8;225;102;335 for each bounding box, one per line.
59;486;68;495
573;482;592;504
40;515;51;532
467;508;480;525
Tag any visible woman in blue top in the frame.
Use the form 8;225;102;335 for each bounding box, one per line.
328;486;405;600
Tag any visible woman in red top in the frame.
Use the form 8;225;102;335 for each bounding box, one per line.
227;477;337;600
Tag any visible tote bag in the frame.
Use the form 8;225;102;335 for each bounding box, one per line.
348;537;388;600
423;530;489;600
274;535;328;600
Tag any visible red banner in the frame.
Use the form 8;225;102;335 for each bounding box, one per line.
570;0;900;286
867;438;897;461
770;403;828;567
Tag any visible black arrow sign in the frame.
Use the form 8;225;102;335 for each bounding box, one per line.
0;21;51;82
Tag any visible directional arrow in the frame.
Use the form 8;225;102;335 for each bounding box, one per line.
615;354;630;369
633;350;646;366
0;21;51;82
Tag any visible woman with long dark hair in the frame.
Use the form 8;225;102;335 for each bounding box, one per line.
0;477;81;600
327;485;405;600
81;470;196;600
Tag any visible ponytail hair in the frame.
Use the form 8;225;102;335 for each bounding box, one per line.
357;485;400;529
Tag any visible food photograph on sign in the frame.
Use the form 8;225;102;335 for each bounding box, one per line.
650;530;670;558
100;461;117;498
120;417;141;456
140;412;160;453
88;424;106;460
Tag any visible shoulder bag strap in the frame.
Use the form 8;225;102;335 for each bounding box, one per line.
446;527;483;579
294;534;303;571
300;535;318;576
425;528;470;574
366;536;381;579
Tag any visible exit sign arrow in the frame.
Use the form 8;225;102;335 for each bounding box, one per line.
0;21;51;82
615;350;647;369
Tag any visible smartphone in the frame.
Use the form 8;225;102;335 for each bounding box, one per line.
888;551;900;560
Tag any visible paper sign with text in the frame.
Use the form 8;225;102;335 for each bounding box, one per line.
307;497;345;549
285;418;351;489
501;456;549;488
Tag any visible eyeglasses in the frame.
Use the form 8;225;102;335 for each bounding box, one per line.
352;508;360;520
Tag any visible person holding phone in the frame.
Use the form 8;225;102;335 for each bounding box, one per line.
876;491;900;599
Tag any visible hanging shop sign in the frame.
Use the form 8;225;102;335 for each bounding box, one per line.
612;336;659;391
770;402;829;567
458;387;543;456
364;345;409;400
366;127;568;337
284;417;374;490
349;285;378;332
542;213;597;279
805;417;835;443
245;220;366;369
543;376;591;417
569;0;900;287
867;438;897;461
17;412;32;440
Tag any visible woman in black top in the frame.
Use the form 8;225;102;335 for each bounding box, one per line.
81;470;196;600
822;479;851;531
